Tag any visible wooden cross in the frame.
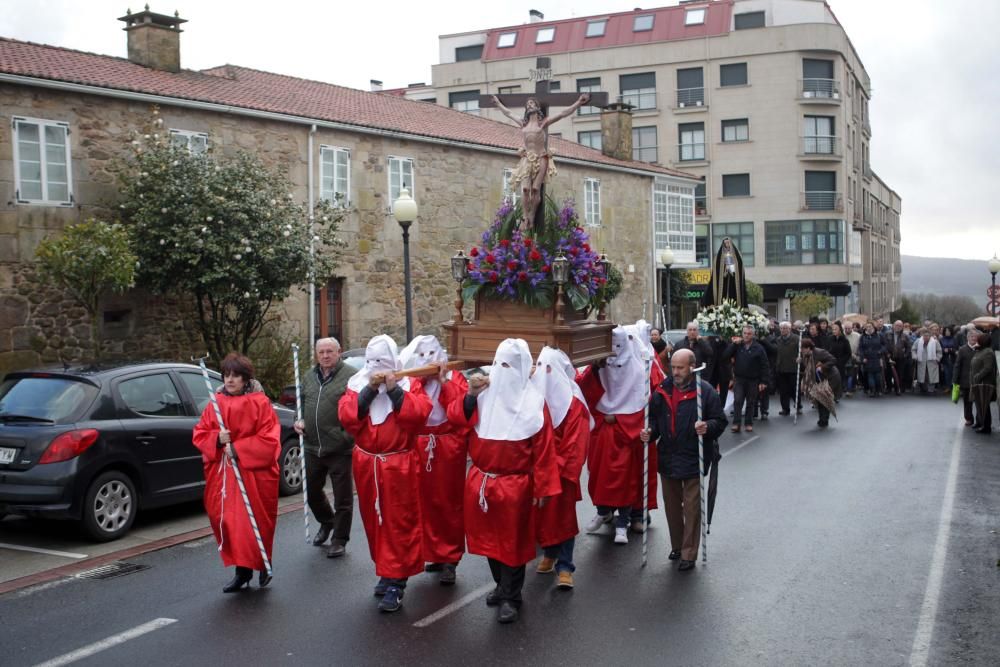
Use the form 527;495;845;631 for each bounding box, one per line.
478;57;609;116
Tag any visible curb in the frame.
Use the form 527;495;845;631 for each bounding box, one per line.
0;500;306;597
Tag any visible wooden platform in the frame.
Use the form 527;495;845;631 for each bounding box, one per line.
442;293;614;367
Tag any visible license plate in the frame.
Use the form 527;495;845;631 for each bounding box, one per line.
0;447;15;464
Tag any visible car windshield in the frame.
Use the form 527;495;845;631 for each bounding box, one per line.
0;376;99;423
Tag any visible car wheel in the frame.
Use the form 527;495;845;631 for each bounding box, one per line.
279;439;303;496
81;471;137;542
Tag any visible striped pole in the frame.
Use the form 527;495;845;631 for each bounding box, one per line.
641;356;652;568
292;344;310;544
794;327;804;425
193;355;273;577
694;363;708;565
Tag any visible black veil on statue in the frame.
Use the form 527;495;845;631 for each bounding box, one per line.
701;237;748;308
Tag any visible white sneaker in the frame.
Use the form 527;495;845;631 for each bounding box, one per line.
614;527;628;544
585;513;610;533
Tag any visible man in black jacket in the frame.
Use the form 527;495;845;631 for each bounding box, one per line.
954;331;979;426
673;321;715;382
641;349;727;571
722;326;771;432
294;337;358;557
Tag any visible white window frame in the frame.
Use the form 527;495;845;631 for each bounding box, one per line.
584;178;601;227
497;32;517;48
586;19;607;37
169;128;209;154
536;27;555;43
633;14;654;32
685;8;706;25
633;126;658;163
722;118;750;143
653;180;695;263
577;130;602;151
388;156;415;213
502;168;520;206
12;116;73;206
320;145;351;206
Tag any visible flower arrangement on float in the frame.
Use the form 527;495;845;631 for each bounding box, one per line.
696;299;770;338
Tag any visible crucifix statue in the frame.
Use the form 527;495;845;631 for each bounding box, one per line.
480;58;609;233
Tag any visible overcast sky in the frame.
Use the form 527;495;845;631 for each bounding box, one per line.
4;0;998;262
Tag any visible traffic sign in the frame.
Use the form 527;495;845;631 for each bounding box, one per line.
988;285;1000;299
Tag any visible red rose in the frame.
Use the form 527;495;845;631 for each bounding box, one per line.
524;238;533;247
517;271;528;282
500;239;510;247
569;247;580;256
583;243;591;252
507;260;518;271
485;253;496;264
488;271;498;282
529;250;542;262
541;265;551;273
598;277;607;285
470;247;479;257
467;262;474;271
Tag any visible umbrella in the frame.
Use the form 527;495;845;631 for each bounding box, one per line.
970;316;999;330
808;378;838;420
840;313;868;325
707;456;719;528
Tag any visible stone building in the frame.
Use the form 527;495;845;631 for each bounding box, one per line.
429;0;903;321
0;8;697;374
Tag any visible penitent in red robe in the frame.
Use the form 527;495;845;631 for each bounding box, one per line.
192;392;281;571
339;386;432;580
535;397;590;548
577;365;662;511
413;374;470;565
447;398;561;568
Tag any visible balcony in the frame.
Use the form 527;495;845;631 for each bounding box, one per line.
863;208;873;225
800;190;843;212
863;164;873;181
799;135;843;161
799;78;841;103
677;142;706;162
676;87;706;109
862;118;872;137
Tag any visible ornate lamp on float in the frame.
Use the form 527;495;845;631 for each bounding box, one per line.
392;187;418;342
596;253;611;322
450;250;469;323
552;250;570;325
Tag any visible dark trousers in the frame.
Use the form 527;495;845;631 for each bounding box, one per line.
662;476;701;562
817;403;831;426
778;372;797;412
716;378;729;412
487;558;525;606
732;377;759;426
542;537;576;574
961;393;974;423
305;450;354;543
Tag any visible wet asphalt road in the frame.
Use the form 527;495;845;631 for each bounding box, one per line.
1;392;997;667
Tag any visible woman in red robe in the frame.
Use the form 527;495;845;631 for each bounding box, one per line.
531;346;593;590
446;338;561;624
399;335;469;584
338;335;432;613
577;324;662;544
192;353;281;593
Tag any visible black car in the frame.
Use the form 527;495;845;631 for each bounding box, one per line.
0;362;303;542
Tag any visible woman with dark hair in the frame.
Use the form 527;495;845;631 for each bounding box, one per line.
859;322;886;397
970;333;998;434
828;322;852;392
193;353;281;592
939;326;957;390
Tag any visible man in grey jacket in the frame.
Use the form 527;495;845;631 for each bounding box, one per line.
294;337;357;557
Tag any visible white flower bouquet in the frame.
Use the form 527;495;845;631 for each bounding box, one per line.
696;300;769;338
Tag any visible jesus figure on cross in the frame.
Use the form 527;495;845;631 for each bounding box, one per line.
491;93;591;231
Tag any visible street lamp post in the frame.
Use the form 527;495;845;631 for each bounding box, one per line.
989;254;1000;314
552;250;570;325
393;187;418;342
660;246;675;331
450;250;469;323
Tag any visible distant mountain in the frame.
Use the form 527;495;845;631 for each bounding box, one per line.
901;255;996;305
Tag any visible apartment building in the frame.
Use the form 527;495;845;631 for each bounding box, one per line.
430;0;902;319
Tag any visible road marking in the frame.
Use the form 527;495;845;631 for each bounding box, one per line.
908;419;963;667
32;618;177;667
723;434;759;458
0;542;88;559
413;582;495;628
10;577;74;599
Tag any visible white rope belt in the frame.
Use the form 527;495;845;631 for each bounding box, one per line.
473;465;523;513
217;456;227;552
356;446;409;525
423;434;438;472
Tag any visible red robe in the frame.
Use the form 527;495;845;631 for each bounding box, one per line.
413;374;469;565
447;397;561;567
339;386;432;579
577;364;662;510
535;397;590;548
192;392;281;571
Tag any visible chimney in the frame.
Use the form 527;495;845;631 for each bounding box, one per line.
370;79;384;92
601;102;634;161
118;5;186;72
529;9;544;23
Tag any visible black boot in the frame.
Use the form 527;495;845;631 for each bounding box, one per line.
223;566;252;593
312;523;333;546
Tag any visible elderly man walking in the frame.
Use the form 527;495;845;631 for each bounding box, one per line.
294;337;358;558
641;349;727;571
722;326;770;433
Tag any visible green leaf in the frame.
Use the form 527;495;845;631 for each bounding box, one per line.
462;282;482;303
566;284;589;311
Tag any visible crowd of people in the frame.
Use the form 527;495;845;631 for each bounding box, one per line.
188;314;998;625
651;316;1000;434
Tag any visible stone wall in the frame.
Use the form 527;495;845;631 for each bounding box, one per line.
0;81;658;373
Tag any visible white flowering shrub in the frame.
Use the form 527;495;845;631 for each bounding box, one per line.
117;107;345;360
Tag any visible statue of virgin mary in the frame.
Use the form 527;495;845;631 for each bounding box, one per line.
701;237;748;308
